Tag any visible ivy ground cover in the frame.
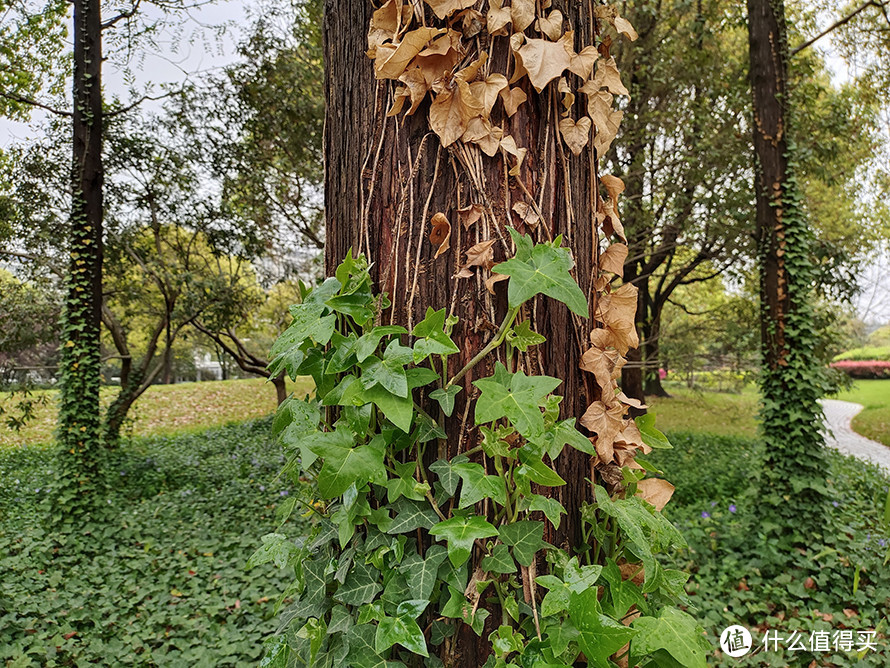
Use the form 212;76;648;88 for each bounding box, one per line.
656;432;890;666
0;418;298;666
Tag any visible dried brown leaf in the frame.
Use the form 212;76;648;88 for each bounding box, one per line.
500;135;527;176
456;8;485;38
457;239;497;278
515;37;572;92
462;116;504;156
588;57;629;96
596;283;638;353
487;0;512;35
499;87;527;116
512;201;541;227
458;203;484;229
614;16;638;41
375;27;444;79
424;0;477;20
485;272;509;294
398;66;431;115
600;174;625;203
470;73;509;117
511;0;536;32
430;212;452;258
558;116;591;155
580;344;624;389
583;88;623;156
387;87;410;116
581;400;626;463
636;479;674;511
536;9;563;40
600;243;627;275
600;198;625;241
430;80;485;147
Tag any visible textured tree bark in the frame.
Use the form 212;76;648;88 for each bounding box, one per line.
57;0;105;489
747;0;790;372
325;1;601;662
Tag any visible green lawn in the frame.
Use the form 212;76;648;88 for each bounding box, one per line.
833;379;890;447
0;377;313;449
647;381;760;438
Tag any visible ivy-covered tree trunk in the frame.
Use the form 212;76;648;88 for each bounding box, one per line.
747;0;826;538
325;0;600;545
326;2;607;663
56;0;105;501
244;2;706;666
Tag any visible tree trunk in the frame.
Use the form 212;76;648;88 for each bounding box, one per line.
56;0;104;495
747;0;789;372
325;2;603;662
272;372;288;406
642;314;669;397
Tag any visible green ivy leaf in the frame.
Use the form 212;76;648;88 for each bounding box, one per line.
528;495;566;530
412;307;460;363
429;385;462;417
494;228;588;316
480;544;516;574
399;545;448;601
387;498;440;534
308;429;386;498
441;586;490;635
355;326;409;362
474;363;561;438
453;462;507;508
429;456;469;496
375;600;430;657
247;533;297;570
535;558;602;617
345;624;405;668
386;461;428;503
568;588;636;668
635;413;672;450
490;625;525;657
361;339;413;398
334;561;382;606
430;516;499;567
361;383;414;432
506;319;546;352
631;607;709;668
499;521;549;567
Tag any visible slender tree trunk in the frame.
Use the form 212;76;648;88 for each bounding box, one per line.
272;372;288;406
57;0;104;496
748;0;789;370
748;0;826;540
642;316;669;397
325;2;603;661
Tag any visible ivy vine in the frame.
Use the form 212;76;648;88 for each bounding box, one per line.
256;248;707;667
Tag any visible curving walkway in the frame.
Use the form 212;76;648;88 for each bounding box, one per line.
820;399;890;471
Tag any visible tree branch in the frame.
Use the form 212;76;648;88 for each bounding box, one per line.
0;91;71;117
791;0;888;56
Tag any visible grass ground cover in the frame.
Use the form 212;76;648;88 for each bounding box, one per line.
647;382;760;438
0;418;300;667
655;431;890;666
833;380;890;447
0;377;313;449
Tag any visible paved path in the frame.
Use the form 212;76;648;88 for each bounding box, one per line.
820;399;890;471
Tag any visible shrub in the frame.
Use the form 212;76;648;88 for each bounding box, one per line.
830;360;890;379
833;346;890;362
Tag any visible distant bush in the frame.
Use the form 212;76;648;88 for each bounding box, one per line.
830;359;890;379
834;345;890;362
